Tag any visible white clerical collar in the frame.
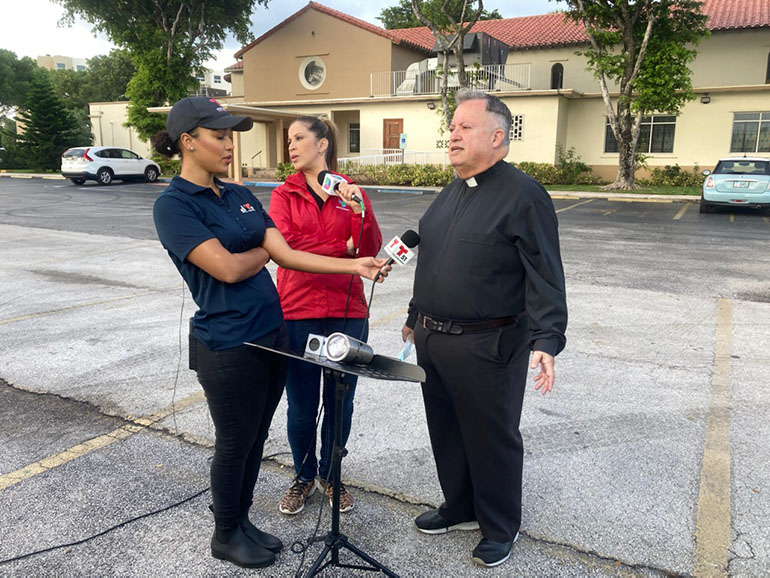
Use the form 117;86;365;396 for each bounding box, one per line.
465;176;478;187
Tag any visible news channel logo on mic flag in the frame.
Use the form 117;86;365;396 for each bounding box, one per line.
384;235;416;266
321;172;345;195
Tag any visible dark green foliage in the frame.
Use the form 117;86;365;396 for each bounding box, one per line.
55;0;270;141
515;146;602;186
638;164;703;188
85;50;135;102
152;155;181;176
276;162;295;181
337;163;456;187
0;50;44;116
378;0;502;29
15;75;86;171
0;118;23;169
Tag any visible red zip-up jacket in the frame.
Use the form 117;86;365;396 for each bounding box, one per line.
269;171;382;320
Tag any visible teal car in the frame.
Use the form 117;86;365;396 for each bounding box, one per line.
700;157;770;214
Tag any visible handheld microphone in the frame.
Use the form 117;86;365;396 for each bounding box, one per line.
318;170;362;204
374;229;420;282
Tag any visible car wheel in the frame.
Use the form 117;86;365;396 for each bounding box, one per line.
699;198;711;214
97;168;113;185
70;177;86;185
144;166;159;183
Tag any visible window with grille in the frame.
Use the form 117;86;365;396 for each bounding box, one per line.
510;115;524;142
604;116;676;154
730;112;770;153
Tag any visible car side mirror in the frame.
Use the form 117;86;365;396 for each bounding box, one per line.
702;170;711;176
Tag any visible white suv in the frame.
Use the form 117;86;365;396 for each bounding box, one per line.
61;146;161;186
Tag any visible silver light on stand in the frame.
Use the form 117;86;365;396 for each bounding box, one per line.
324;332;375;364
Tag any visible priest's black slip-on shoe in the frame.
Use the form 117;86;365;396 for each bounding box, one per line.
471;533;519;567
414;509;480;534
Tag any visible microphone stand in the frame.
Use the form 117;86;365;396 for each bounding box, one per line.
244;342;425;578
305;368;397;577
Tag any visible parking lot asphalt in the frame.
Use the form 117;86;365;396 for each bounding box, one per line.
1;177;769;576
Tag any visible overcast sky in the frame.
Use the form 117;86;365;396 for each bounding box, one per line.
0;0;561;72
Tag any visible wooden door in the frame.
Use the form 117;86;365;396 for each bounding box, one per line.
383;119;403;150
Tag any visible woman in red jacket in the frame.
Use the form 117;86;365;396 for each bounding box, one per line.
269;117;382;515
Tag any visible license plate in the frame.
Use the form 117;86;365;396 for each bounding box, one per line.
732;181;749;188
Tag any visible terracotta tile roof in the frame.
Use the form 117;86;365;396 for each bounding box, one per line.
224;61;243;71
235;0;769;58
389;0;770;51
703;0;770;30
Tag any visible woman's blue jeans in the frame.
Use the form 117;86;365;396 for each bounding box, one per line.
285;318;368;482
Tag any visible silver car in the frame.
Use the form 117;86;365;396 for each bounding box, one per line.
700;156;770;213
61;146;160;186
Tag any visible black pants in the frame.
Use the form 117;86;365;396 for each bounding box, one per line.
414;320;530;543
194;327;288;531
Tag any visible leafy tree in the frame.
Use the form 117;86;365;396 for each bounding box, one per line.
85;49;135;102
410;0;488;129
15;75;86;171
560;0;709;189
0;117;23;170
378;0;501;29
0;50;44;116
55;0;270;140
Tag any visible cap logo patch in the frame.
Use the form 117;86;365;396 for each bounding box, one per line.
209;98;225;112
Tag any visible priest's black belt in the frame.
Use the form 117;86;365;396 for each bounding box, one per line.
418;312;525;335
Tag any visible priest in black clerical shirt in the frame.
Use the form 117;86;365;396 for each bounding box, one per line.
402;88;567;569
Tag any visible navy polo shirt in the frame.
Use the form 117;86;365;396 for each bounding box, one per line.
153;176;283;350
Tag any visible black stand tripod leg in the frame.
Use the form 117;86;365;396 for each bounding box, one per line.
304;369;399;578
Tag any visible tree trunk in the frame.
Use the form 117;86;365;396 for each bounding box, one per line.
454;39;467;88
440;52;452;129
606;109;638;190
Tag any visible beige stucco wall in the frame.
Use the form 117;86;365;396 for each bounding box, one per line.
690;29;770;88
228;70;245;97
507;46;597;93
88;102;152;157
502;94;564;164
564;88;770;180
241;11;423;102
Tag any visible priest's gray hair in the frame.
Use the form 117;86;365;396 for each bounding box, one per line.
455;88;512;147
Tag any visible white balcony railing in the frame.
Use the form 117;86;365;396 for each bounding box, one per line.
370;63;531;97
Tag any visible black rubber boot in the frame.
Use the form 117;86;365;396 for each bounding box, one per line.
236;501;283;553
210;525;275;568
240;516;283;553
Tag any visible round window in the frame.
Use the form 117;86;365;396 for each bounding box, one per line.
299;56;326;90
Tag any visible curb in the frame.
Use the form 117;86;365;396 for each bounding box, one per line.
0;173;701;202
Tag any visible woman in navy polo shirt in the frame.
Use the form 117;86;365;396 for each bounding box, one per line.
152;96;387;570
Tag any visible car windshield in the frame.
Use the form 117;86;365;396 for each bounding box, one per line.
714;160;770;175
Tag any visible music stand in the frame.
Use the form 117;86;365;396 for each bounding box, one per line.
245;341;425;578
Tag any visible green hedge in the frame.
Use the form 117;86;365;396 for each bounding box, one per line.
338;163;456;187
152;156;181;176
638;164;704;188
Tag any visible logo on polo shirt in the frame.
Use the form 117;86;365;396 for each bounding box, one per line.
240;203;256;213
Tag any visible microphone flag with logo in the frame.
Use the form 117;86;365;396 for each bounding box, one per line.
383;230;420;267
317;170;362;203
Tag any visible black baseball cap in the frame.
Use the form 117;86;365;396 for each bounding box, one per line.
166;96;254;141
